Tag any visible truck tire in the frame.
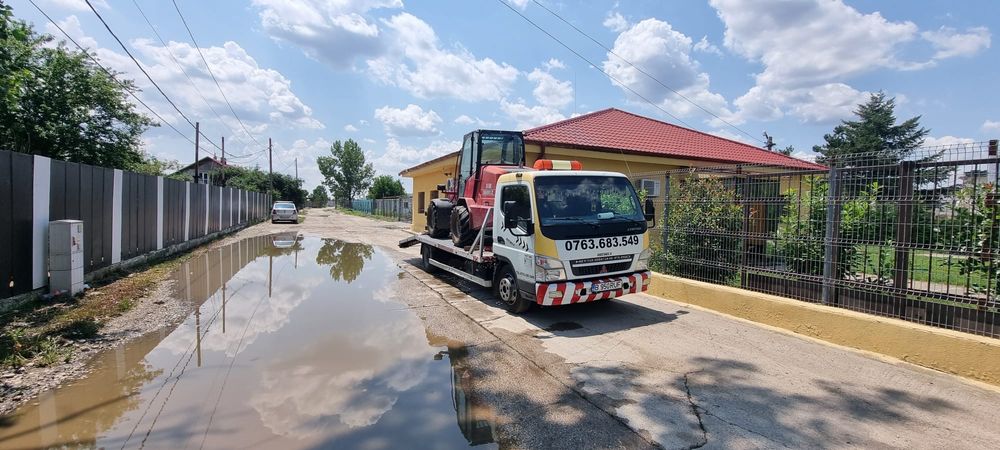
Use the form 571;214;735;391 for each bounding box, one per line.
420;244;439;273
426;200;451;238
495;264;532;314
450;205;476;247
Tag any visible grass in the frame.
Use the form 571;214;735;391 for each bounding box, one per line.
0;247;197;369
851;245;990;289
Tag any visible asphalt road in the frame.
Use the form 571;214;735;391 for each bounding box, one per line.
259;210;1000;449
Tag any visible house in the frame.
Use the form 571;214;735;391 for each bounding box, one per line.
399;107;824;233
173;156;227;184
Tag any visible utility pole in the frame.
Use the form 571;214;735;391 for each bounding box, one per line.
268;138;273;195
763;131;775;152
220;136;225;185
295;158;298;182
194;122;200;183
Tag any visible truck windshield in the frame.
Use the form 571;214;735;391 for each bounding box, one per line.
479;132;524;165
534;176;643;226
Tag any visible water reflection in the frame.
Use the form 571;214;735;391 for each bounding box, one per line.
0;235;497;449
316;238;373;282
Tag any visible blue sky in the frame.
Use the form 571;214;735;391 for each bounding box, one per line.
9;0;998;190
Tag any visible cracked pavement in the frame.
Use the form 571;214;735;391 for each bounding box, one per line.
265;210;1000;449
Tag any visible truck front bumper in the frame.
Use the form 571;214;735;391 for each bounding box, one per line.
534;271;650;306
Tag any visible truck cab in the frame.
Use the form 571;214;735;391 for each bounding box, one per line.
491;167;652;312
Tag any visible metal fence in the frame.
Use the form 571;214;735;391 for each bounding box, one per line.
636;139;1000;338
351;196;411;222
0;150;271;300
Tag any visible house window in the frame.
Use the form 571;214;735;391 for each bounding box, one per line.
430;190;438;200
638;179;661;197
418;192;426;213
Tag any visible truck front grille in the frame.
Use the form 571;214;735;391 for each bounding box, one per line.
570;260;632;276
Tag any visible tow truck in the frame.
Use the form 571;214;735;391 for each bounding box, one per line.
399;130;655;313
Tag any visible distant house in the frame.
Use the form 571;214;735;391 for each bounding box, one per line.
173;156;227;184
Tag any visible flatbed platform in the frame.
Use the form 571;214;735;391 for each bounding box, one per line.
398;233;494;263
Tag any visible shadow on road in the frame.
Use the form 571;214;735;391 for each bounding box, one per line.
403;258;683;337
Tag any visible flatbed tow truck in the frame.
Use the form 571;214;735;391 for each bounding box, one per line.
400;129;654;313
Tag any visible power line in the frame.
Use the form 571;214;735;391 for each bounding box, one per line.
129;1;236;139
129;0;261;161
83;0;223;152
494;0;695;132
529;0;763;145
27;0;196;146
171;0;267;155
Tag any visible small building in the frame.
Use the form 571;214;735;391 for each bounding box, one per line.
399;107;823;232
173;156;227;184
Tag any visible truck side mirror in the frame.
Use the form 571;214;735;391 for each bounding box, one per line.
644;198;656;226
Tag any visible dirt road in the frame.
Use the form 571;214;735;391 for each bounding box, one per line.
2;208;999;449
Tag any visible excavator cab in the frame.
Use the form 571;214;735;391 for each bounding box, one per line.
427;130;525;246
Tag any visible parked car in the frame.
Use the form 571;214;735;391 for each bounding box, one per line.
271;201;299;224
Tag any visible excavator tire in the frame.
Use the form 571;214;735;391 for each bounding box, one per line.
450;205;476;247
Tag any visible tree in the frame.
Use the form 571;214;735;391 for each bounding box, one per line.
813;92;939;196
131;155;181;176
0;2;154;169
310;185;330;207
664;175;743;286
317;139;374;204
778;145;794;156
218;165;307;206
368;175;405;199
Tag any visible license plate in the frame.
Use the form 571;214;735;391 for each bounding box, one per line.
591;280;623;293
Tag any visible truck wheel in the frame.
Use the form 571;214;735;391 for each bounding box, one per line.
450;205;476;247
420;244;439;273
427;201;450;238
495;265;532;314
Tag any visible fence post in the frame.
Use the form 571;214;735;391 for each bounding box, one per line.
738;169;750;287
821;167;842;305
892;161;916;314
661;173;671;253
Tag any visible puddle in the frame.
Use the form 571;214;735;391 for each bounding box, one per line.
0;234;497;449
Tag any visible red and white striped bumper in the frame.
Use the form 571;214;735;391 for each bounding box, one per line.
535;271;650;306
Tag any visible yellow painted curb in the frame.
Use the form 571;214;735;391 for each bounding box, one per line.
647;273;1000;387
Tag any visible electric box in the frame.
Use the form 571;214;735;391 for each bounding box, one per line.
49;219;84;295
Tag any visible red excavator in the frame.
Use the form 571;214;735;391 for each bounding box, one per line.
426;130;526;246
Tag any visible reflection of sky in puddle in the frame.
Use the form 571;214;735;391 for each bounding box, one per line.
0;235;497;449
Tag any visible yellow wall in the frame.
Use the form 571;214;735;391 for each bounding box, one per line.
647;273;1000;388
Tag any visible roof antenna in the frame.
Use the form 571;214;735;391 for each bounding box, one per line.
763;132;775;152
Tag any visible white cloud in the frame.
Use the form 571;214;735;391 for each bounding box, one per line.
453;115;499;127
924;135;975;148
372;138;459;176
603;18;731;121
374;104;442;136
693;36;722;56
527;68;573;109
44;0;108;11
500;99;565;129
543;58;566;70
366;13;519;101
603;11;629;33
983;120;1000;133
508;0;530;9
922;26;991;59
344;124;359;132
363;138;376;144
708;0;934;124
251;0;402;68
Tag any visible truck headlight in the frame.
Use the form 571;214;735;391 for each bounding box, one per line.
535;256;565;282
635;248;651;271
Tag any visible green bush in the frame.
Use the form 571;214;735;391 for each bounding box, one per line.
664;176;743;286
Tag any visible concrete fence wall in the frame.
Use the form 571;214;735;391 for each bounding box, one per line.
0;150;271;300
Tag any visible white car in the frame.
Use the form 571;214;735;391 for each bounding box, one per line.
271;201;299;224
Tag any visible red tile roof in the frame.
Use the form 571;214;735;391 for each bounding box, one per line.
524;108;825;170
